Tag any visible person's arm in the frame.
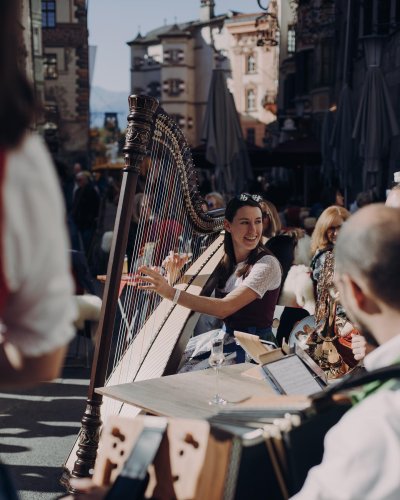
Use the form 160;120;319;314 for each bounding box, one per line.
137;264;258;319
138;254;281;319
0;340;68;389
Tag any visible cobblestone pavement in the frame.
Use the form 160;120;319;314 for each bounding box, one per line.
0;357;90;500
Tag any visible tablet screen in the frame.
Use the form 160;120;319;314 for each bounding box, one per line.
262;355;324;396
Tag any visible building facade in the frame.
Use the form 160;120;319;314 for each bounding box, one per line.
277;0;400;198
128;0;283;148
41;0;90;163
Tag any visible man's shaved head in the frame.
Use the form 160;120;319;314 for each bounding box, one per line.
335;204;400;309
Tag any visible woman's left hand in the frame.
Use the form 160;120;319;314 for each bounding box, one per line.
137;265;174;300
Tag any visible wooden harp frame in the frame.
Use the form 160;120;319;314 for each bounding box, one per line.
63;95;225;487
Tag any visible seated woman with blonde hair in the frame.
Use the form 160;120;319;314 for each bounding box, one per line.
310;205;360;369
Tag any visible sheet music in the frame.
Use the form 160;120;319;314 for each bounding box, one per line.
262;355;323;396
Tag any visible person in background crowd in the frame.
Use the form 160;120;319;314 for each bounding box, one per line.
310;206;359;369
310;185;345;219
72;171;100;256
205;191;225;210
0;0;76;387
260;198;281;239
267;231;315;313
349;190;373;213
293;205;400;499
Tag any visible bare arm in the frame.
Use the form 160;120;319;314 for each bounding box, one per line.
137;265;258;319
0;341;68;390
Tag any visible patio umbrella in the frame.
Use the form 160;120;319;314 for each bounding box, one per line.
352;37;400;191
201;69;253;197
320;110;335;186
331;84;356;200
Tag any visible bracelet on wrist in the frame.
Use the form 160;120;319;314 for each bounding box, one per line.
172;288;181;305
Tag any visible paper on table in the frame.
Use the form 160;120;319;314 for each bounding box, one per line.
234;331;274;363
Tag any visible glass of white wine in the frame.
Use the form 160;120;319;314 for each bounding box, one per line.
208;338;227;405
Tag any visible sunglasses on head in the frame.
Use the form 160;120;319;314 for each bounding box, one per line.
237;193;263;203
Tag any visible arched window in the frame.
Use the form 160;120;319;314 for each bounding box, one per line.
247;54;256;73
246;89;256;111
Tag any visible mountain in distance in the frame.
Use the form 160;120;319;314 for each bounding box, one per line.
90;85;130;129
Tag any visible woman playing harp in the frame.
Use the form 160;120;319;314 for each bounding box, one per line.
137;194;282;362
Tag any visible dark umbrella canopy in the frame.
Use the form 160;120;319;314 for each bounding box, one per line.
331;84;356;198
201;69;253;197
352;37;400;191
320;110;335;186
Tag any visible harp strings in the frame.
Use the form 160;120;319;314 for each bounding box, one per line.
102;113;221;419
106;118;193;387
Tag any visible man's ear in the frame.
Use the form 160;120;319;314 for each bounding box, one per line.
223;220;231;233
345;274;380;315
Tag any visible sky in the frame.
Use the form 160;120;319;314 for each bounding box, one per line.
88;0;258;92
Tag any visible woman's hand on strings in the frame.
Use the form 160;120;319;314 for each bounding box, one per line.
162;251;188;285
137;265;174;299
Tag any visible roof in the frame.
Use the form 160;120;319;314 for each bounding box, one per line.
224;12;263;25
159;23;191;38
127;13;232;45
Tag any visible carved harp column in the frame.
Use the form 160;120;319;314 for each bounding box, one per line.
69;95;159;481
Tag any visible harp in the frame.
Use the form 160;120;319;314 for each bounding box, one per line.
63;95;225;482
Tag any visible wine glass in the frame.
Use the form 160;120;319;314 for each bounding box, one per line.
208;338;227;405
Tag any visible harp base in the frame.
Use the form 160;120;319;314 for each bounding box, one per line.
64;398;103;491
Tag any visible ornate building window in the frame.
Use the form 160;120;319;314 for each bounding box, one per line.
287;26;296;54
133;57;144;70
163;79;184;96
42;1;56;28
164;49;185;64
246;54;256;74
246;88;256;112
44;54;58;79
147;82;161;98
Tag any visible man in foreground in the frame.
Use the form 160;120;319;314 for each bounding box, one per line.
293;204;400;499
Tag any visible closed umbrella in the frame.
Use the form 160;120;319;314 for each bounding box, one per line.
331;84;356;200
202;69;253;197
352;37;400;191
320;110;335;186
